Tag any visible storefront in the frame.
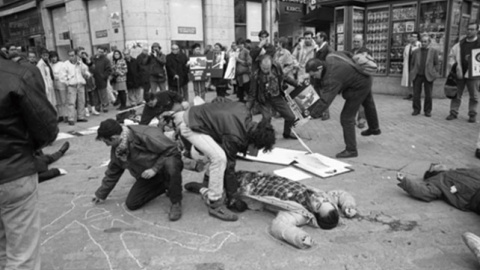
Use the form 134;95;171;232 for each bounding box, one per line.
0;0;44;51
278;0;308;50
169;0;204;55
317;0;480;96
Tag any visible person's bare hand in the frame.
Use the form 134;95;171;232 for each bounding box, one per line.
141;168;157;179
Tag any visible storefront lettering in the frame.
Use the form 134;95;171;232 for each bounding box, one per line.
280;0;307;4
178;27;196;34
95;30;108;38
285;6;302;12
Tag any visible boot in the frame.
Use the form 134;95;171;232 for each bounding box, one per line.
117;91;128;111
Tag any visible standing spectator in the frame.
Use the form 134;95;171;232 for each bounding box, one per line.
235;38;252;103
124;49;142;107
305;54;381;158
144;42;167;92
27;51;37;65
248;55;298;140
190;43;207;100
447;22;480;123
250;30;276;72
111;50;128;110
36;48;56;109
292;31;316;82
60;48;90;125
350;34;372;128
166;44;190;101
314;31;333;121
210;43;229;97
78;48;99;117
92;47;112;113
136;48;151;101
245;39;252;51
50;51;67;122
401;32;421;100
0;50;58;270
274;36;296;80
410;35;440;117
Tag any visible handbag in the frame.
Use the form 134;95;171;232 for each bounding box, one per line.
444;64;458;99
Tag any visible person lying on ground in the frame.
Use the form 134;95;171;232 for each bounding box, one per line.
397;163;480;214
185;170;357;249
35;141;70;182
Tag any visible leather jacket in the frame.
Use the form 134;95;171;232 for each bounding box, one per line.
0;53;59;184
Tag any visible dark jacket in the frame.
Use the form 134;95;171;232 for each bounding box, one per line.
125;57;140;89
0;53;59;184
136;52;151;84
95;125;180;200
315;43;333;61
309;52;371;118
248;62;297;105
399;168;480;213
144;52;167;82
166;53;189;87
187;102;255;195
92;54;112;90
410;47;440;82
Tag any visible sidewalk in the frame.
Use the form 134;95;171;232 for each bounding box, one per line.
42;88;480;270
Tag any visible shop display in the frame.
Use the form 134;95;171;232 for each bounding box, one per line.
335;8;345;51
419;1;447;76
366;7;389;75
353;9;364;35
388;4;417;75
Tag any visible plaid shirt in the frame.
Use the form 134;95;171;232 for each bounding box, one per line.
240;173;311;210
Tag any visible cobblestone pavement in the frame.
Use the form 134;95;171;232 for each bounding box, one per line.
39;88;480;270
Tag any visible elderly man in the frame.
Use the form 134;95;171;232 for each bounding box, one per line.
410;35;440;117
92;46;112;113
123;49;143;106
166;44;189;101
187;170;357;249
305;53;381;158
447;22;480;123
292;31;316;81
1;50;59;270
248;55;298;139
93;119;183;221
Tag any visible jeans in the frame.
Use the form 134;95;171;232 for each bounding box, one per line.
125;154;183;210
258;95;296;136
95;88;109;110
193;81;206;100
340;77;379;152
66;85;86;122
450;78;480;117
150;80;166;92
176;112;225;201
54;88;67;118
127;87;144;106
413;75;433;114
170;84;189;102
0;174;41;270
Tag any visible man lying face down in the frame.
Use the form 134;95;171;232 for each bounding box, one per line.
186;170;357;249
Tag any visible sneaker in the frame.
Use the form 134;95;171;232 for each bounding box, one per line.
469;115;477;123
361;128;381;136
91;107;100;116
184;182;205;194
85;108;90;117
59;141;70;155
446;114;457;120
335;149;358;158
168;202;182;221
463;232;480;261
208;204;238;221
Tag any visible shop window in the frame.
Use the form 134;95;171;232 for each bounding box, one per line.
235;0;247;40
366;6;389;75
388;3;417;76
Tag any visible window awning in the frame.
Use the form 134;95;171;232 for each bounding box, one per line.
299;6;334;25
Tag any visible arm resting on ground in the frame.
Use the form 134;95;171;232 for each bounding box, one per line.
270;211;313;249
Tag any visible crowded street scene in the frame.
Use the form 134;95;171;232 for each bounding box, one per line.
2;0;480;269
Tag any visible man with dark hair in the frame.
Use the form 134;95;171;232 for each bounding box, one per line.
305;54;381;158
250;30;276;72
248;55;298;139
136;47;151;101
447;22;480;123
1;48;59;270
190;170;356;249
315;31;332;61
140;90;184;125
170;102;276;222
92;46;112;113
93;119;183;221
292;30;316;82
144;42;167;92
27;51;37;65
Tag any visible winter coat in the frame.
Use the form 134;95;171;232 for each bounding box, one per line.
125;57;140;89
0;53;59;184
144;52;167;82
92;54;112;89
60;60;90;86
401;42;421;87
166;52;189;87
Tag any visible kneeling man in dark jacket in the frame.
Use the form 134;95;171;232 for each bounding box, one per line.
93;119;183;221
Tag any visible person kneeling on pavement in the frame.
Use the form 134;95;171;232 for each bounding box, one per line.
167;101;276;222
397;163;480;214
305;54;381;159
92;119;184;221
186;170;357;249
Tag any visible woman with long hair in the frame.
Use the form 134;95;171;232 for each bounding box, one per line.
112;49;128;110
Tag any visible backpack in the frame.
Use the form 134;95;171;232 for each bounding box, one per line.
352;53;378;73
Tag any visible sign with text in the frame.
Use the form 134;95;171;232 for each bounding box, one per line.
470;48;480;78
285;6;302;12
178;27;196;34
110;12;121;29
95;30;108;38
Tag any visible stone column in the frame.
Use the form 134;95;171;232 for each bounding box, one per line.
204;0;235;48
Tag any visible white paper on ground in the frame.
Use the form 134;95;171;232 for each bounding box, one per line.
274;167;312;181
239;148;308;165
76;126;99;136
56;132;76;140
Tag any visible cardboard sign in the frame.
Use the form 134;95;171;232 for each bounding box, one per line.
471;48;480;78
208;51;226;78
287;84;320;119
188;56;208;81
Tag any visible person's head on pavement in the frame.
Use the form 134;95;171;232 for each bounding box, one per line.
423;163;448;179
249;118;276;153
308;192;340;230
97;119;123;147
306;58;325;79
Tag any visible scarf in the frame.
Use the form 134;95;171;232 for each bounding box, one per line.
115;126;130;162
